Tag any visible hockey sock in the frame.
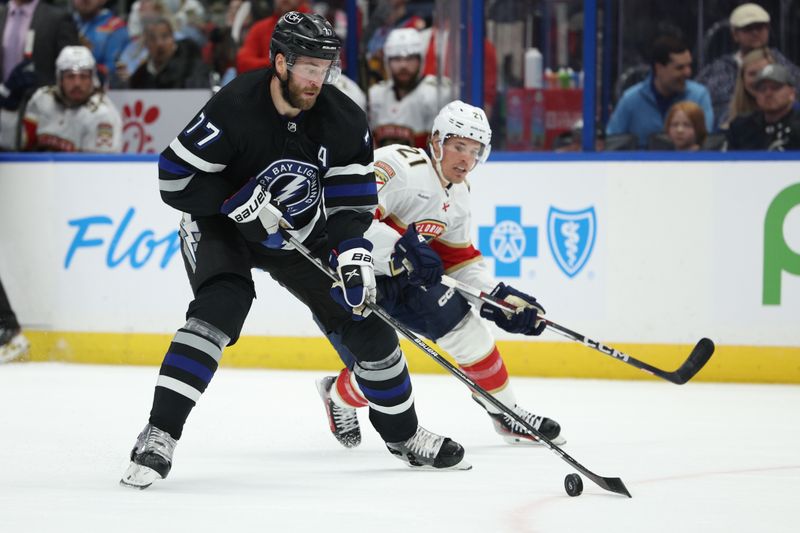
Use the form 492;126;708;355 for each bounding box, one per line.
332;367;369;408
353;345;418;443
436;313;517;414
149;318;230;439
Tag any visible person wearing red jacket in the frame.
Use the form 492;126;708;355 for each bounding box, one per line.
235;0;310;73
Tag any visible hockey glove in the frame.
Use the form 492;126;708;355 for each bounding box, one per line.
330;238;376;320
392;223;444;287
0;59;37;111
221;177;294;243
479;283;547;336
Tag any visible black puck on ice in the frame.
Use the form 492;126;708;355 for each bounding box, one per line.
564;473;583;496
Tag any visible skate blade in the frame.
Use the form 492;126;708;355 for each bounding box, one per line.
502;434;567;446
404;460;473;471
119;462;162;490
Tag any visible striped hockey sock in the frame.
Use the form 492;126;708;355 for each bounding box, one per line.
149;318;229;439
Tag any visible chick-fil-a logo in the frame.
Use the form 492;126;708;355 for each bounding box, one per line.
65;208;180;269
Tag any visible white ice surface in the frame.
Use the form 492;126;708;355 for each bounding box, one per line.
0;363;798;533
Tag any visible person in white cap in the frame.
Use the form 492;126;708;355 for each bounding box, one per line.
697;2;800;130
727;63;800;151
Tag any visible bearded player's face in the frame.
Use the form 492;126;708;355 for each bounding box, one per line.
280;56;331;111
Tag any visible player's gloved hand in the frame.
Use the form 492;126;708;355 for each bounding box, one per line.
0;59;37;110
221;177;294;243
479;282;547;336
329;238;376;320
392;223;444;287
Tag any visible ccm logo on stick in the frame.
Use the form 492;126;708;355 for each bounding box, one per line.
581;338;629;361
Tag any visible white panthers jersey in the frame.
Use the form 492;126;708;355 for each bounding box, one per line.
22;86;122;152
366;144;496;294
368;75;440;149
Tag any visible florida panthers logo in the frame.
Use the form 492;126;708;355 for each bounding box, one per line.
255;159;321;224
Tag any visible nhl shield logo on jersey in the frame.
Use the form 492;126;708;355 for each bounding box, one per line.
256;159;321;222
547;207;596;278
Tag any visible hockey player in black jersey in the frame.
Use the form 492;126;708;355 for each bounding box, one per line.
120;12;469;490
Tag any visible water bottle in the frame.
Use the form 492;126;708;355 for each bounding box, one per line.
524;48;543;89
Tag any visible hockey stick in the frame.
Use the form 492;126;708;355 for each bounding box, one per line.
439;275;715;385
282;231;631;498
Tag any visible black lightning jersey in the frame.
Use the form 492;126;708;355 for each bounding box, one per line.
157;68;378;254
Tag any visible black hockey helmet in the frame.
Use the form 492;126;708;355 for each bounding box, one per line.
270;11;341;65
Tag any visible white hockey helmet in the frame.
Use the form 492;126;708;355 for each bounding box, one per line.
431;100;492;164
383;28;424;59
56;46;99;87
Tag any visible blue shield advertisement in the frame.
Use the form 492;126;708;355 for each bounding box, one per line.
547;207;596;278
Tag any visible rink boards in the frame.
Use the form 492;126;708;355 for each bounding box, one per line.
0;154;798;383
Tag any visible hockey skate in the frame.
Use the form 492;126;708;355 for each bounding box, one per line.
475;397;566;445
316;376;361;448
386;426;471;470
0;327;29;363
120;424;177;489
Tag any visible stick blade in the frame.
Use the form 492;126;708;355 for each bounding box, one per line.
586;473;632;498
674;337;715;384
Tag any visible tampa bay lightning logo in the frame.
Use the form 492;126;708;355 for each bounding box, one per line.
255;159;320;221
547;207;596;278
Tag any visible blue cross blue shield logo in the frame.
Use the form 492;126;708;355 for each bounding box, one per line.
478;206;537;277
547;207;596;278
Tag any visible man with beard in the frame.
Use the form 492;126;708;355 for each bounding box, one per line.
607;35;714;148
21;46;121;152
368;27;440;148
120;11;470;490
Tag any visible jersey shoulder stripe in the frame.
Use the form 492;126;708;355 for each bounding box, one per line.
169;138;227;173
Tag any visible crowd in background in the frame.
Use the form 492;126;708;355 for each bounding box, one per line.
0;0;798;153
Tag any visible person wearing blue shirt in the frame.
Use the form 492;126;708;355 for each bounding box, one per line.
607;35;714;148
73;0;129;83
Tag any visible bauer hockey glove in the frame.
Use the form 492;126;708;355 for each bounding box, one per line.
479;282;547;336
330;238;377;320
392;223;444;287
221;177;294;246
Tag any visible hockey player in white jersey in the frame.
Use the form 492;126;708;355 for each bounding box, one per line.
368;27;440;149
316;100;565;448
21;46;122;153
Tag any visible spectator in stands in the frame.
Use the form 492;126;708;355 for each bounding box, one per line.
368;27;438;149
21;45;121;152
664;101;707;151
204;0;252;87
727;64;800;151
364;0;425;85
0;0;79;149
606;35;713;148
72;0;129;83
422;21;498;119
128;15;210;89
236;0;309;74
724;47;774;128
697;3;800;131
111;0;170;89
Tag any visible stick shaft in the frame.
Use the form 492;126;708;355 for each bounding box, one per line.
284;233;630;497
